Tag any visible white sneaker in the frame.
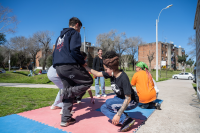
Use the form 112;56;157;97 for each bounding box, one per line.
96;95;101;98
77;100;81;104
50;105;62;110
103;94;107;98
60;109;63;115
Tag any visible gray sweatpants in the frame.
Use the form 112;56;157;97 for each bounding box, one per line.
47;66;63;108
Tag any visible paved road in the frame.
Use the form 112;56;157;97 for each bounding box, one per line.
0;79;200;133
0;83;112;90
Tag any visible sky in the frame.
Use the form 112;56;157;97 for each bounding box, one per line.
1;0;197;60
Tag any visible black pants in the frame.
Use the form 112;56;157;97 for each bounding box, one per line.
56;64;93;122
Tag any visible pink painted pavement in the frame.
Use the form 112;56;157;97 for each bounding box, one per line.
18;95;144;133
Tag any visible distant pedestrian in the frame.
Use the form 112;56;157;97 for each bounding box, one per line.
38;69;42;75
28;62;33;77
92;49;106;98
53;17;93;127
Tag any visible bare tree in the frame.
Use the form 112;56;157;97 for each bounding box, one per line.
8;36;28;68
96;30;132;69
27;37;42;68
96;30;116;52
0;4;19;34
121;54;132;71
147;51;155;71
33;31;54;70
113;32;131;69
187;35;196;59
127;36;144;70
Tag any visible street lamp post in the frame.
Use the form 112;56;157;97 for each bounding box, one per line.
83;27;86;52
156;4;173;81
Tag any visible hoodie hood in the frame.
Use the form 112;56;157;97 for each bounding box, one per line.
60;28;75;37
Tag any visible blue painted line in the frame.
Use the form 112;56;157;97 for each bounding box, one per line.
0;114;68;133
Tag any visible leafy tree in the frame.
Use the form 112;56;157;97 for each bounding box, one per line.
186;58;194;72
178;54;188;73
0;33;6;45
46;55;53;68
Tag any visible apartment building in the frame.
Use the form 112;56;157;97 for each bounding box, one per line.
138;42;185;70
80;42;98;68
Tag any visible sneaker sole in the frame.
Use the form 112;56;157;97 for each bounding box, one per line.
121;119;135;132
60;121;76;127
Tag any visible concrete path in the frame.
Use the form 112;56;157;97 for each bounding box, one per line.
1;79;200;132
137;79;200;133
0;83;112;90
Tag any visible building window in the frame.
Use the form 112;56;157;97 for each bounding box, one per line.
165;57;167;61
162;57;164;61
162;44;164;47
165;45;167;48
162;51;163;54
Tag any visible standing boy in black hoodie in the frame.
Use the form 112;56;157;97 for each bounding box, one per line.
53;17;93;127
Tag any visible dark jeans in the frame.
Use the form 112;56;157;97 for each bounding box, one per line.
100;96;138;124
56;64;93;122
76;91;86;101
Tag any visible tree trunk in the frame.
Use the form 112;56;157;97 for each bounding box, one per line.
149;62;151;72
184;63;186;73
132;60;135;71
43;51;47;70
160;66;161;78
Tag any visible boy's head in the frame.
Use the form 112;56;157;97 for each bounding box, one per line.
98;49;103;57
69;17;82;33
102;51;119;76
80;51;87;60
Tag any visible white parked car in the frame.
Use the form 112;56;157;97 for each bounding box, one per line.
172;72;194;80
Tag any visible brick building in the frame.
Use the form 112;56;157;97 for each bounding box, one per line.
80;42;98;68
138;42;185;70
35;49;53;69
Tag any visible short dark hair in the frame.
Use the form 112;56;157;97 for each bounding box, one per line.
80;51;87;58
69;17;82;27
98;49;102;52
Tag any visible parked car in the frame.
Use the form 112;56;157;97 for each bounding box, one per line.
42;70;48;74
0;68;6;73
11;66;19;69
172;72;194;80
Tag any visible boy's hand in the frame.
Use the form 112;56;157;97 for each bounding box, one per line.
91;98;95;104
82;62;87;67
112;114;120;125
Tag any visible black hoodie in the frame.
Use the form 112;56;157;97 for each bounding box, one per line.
53;28;85;67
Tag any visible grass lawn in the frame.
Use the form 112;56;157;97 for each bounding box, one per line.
0;68;187;86
0;86;114;117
